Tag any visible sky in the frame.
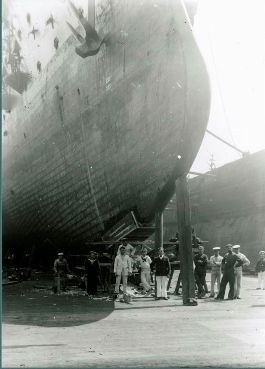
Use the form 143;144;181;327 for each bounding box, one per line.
4;0;265;173
191;0;265;172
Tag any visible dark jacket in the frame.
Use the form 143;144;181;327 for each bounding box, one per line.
84;258;99;278
222;252;243;273
194;253;208;274
256;259;265;273
153;256;171;276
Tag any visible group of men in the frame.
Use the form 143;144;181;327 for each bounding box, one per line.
52;240;171;299
194;243;250;300
53;251;101;295
53;239;265;301
113;242;171;300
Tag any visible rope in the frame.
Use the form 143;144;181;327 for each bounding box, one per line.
206;11;237;147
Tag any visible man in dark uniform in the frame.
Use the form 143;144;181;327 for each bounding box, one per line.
194;245;208;298
153;248;171;300
84;251;100;296
216;244;243;300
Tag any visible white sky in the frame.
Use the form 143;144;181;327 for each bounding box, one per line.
4;0;265;173
192;0;265;172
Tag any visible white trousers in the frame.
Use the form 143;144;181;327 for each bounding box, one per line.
210;270;221;295
115;270;128;294
234;269;242;298
258;271;265;289
156;276;168;298
141;269;151;291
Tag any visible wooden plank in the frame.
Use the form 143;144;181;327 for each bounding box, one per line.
176;175;197;305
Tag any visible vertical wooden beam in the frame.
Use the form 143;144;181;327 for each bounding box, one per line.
155;210;163;250
176;174;197;305
88;0;95;28
154;210;163;297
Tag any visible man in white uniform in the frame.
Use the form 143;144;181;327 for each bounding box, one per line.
114;246;132;298
138;248;152;293
256;250;265;289
120;239;135;257
209;247;223;297
232;244;250;299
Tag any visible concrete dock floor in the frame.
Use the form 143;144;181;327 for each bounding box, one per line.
2;274;265;368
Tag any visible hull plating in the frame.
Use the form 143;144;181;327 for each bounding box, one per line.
3;0;210;247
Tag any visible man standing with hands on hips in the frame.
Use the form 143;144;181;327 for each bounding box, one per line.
232;244;250;299
216;244;243;300
153;248;171;300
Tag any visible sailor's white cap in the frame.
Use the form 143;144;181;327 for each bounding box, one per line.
259;250;265;255
213;247;220;250
58;252;64;256
232;244;240;249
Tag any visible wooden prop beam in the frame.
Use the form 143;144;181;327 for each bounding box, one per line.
154;210;163;250
176;175;197;305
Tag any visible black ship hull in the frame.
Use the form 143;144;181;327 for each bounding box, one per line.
3;0;210;249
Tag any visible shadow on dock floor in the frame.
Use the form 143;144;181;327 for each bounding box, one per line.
2;281;114;327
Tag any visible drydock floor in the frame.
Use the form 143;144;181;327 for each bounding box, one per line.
2;274;265;368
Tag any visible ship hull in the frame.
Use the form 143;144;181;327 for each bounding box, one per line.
163;150;265;265
3;0;210;248
189;150;265;265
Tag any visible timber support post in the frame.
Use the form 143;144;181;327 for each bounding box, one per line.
176;174;197;306
154;210;163;297
155;210;163;250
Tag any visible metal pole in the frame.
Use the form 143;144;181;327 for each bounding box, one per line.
206;129;248;157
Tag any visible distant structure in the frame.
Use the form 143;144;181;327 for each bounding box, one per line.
46;14;55;29
26;13;31;25
78;7;84;17
189;150;265;265
3;21;31;95
209;154;216;171
37;61;41;73
54;37;59;50
29;26;39;40
17;29;22;41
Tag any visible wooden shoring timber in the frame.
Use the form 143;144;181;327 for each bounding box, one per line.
154;210;163;298
154;211;163;250
176;175;197;305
